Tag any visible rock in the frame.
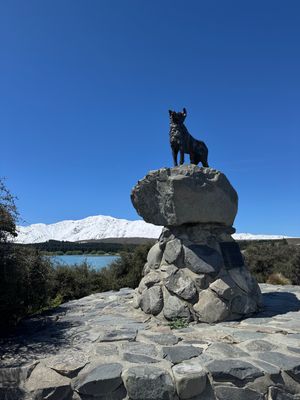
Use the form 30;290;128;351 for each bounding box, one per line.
249;359;280;375
145;333;180;346
162;239;183;265
0;362;38;387
193;289;230;323
172;360;207;399
164;269;197;301
73;363;123;397
162;345;202;364
147;242;163;269
123;353;159;363
268;386;300;400
25;364;71;400
139;272;161;292
163;289;191;320
45;352;89;378
256;352;300;382
214;386;263;400
231;293;259;314
120;342;158;357
228;267;259;295
183;244;223;275
185;269;214;291
131;165;238;226
242;340;276;353
209;276;239;300
122;365;176;400
140;285;163;315
203;342;249;359
98;328;137;342
206;359;264;383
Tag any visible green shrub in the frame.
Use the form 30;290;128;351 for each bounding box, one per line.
244;241;300;284
0;244;53;329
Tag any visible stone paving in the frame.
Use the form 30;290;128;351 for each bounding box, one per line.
1;284;300;399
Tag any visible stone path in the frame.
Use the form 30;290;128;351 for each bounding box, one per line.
1;284;300;399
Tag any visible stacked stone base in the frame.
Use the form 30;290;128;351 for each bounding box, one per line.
135;223;262;323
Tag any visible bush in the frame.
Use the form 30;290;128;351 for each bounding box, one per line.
0;244;53;329
244;241;300;284
99;243;151;290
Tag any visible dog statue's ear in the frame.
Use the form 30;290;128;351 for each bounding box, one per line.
168;110;173;116
183;108;187;116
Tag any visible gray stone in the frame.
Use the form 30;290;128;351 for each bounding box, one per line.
249;359;281;375
280;371;300;396
25;364;71;400
209;276;239;301
268;386;300;400
98;328;137;342
123;353;159;363
73;363;123;397
120;342;158;357
219;241;245;270
288;347;300;355
204;342;249;359
163;239;183;265
146;333;180;346
139;272;161;292
246;374;279;395
0;387;26;400
45;352;89;378
140;285;163;315
0;362;38;387
206;359;264;382
163;289;191;320
185;269;212;290
131;165;238;226
183;244;223;275
164;269;197;301
147;242;163;269
214;386;263;400
243;340;276;353
228;267;260;295
122;365;176;400
231;293;259;315
95;343;119;357
256;352;300;382
193;289;230;323
172;360;207;399
162;346;202;364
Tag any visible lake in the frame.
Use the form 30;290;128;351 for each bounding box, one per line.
50;255;119;270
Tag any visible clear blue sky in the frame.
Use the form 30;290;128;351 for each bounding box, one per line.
1;1;299;236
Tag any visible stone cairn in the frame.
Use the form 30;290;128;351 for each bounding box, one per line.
131;164;262;323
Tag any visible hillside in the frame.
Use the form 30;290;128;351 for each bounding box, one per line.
15;214;293;244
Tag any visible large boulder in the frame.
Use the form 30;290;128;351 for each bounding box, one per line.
131;165;238;226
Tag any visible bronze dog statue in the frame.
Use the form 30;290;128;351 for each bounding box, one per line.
169;108;209;167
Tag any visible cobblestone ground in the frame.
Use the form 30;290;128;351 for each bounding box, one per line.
1;284;300;399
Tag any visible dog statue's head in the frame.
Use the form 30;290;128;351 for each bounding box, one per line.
169;108;187;124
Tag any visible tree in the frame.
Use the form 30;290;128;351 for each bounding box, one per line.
0;178;18;242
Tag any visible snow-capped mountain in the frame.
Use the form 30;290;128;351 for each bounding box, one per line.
15;215;162;244
14;215;292;244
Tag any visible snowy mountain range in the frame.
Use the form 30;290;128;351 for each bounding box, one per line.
15;215;291;244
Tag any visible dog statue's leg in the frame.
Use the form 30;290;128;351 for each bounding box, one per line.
201;153;209;167
190;152;196;165
179;149;184;165
172;148;178;166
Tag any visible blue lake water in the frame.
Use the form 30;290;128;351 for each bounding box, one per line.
50;255;119;270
